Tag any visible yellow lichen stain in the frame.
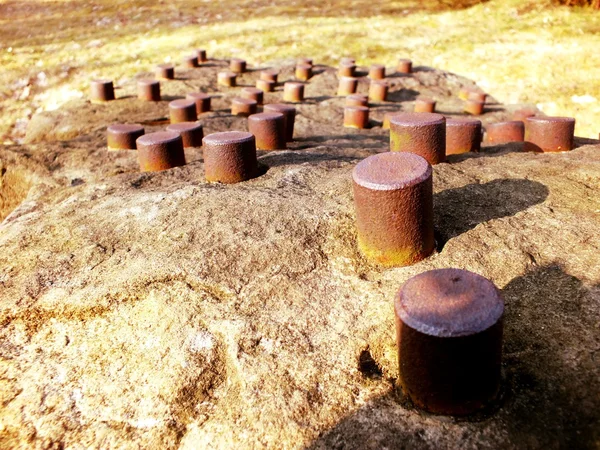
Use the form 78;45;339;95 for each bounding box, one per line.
357;235;429;267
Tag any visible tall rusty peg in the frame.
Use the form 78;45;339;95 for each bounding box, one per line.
155;64;175;80
196;49;207;63
296;64;313;81
397;58;412;74
256;79;275;92
230;58;247;73
485;121;524;145
338;77;358;96
346;94;368;107
339;61;356;77
218;71;237;87
446;118;482;155
468;91;487;103
186;92;211;114
137;79;161;101
263;104;296;141
283;82;305;102
524;116;575;152
203;131;258;183
169;99;198;123
136;131;186;172
248;112;286;150
369;64;386;80
353;152;434;267
107;124;144;151
166;122;203;148
389;112;446;165
231;97;258;116
369;80;388;102
90;79;115;103
395;268;504;415
414;97;436;113
183;54;199;68
344;106;369;129
241;87;264;105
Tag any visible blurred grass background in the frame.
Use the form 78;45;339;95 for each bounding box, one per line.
0;0;599;143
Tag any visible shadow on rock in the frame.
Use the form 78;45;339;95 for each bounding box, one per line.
434;178;548;250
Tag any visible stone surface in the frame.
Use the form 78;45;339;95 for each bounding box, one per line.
1;60;600;449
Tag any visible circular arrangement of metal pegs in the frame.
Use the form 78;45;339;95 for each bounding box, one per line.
136;131;186;172
241;87;264;105
231;97;258;116
137;79;161;101
344;106;369;129
368;80;388;102
389;112;446;165
353;152;434;267
106;124;144;150
186;92;211;114
90;79;115;103
155;64;175;80
218;71;237;87
283;82;305;103
169;99;198;123
485;121;525;145
395;268;504;415
338;77;358;96
247;112;287;150
446;118;482;155
524;116;575;152
166;122;204;148
414;97;436;113
203;131;258;183
263;104;296;141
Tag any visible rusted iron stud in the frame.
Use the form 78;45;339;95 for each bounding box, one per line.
512;108;537;122
256;79;275;92
183;54;199;68
369;64;386;80
395;268;504;415
230;58;247;73
196;49;207;63
90;79;115;103
446;118;482;155
389;112;446;165
369;80;388;102
263;103;296;141
464;100;485;116
155;64;175;80
231;97;258;116
524;116;575;152
166;122;204;148
346;94;368;107
397;58;412;74
203;131;258;183
248;112;286;150
353;152;434;266
137;79;161;101
338;77;358;96
344;106;369;129
468;91;487;103
260;70;278;83
339;62;357;77
414;98;436;113
218;71;237;87
296;64;313;81
107;124;145;150
484;121;524;145
169;99;198;124
136;131;186;172
283;82;305;103
186;92;211;114
298;57;313;66
241;87;264;105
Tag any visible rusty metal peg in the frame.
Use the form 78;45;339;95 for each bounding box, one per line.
446;118;482;155
263;104;296;141
414;97;436;113
339;62;356;77
218;71;237;87
155;64;175;80
353;152;434;267
256;79;275;92
397;58;412;74
169;99;198;124
186;92;211;114
90;79;115;103
344;106;369;129
524;116;575;152
203;131;258;183
183;54;199;68
296;64;313;81
464;99;485;115
338;77;358;96
389;112;446;165
248;112;286;150
230;58;247;73
346;94;368;107
369;64;386;80
298;57;313;66
485;121;524;145
166;122;204;148
369;80;388;102
241;87;264;105
136;131;186;172
137;79;161;101
468;91;487;103
395;268;504;415
283;82;305;103
260;70;278;83
107;124;144;150
196;49;207;63
231;97;257;116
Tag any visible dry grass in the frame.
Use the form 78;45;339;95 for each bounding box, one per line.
1;0;599;142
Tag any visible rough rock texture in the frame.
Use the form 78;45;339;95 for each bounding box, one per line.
1;60;600;449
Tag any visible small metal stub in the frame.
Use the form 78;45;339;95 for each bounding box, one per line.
389;112;446;165
263;103;297;141
155;64;175;80
297;57;313;66
241;87;264;105
137;79;161;101
247;112;286;150
203;131;258;183
183;54;199;68
414;97;436;113
90;79;115;103
136;131;186;172
230;58;247;73
344;106;369;129
468;91;487;103
231;97;258;117
484;121;525;145
166;122;204;148
346;94;369;107
338;77;358;96
296;64;313;81
196;49;207;63
169;99;198;124
524;116;575;152
256;79;275;92
218;71;237;87
283;82;305;103
369;64;386;80
446;118;482;155
339;62;357;78
464;100;485;115
107;124;145;151
368;80;388;102
186;92;211;114
397;58;412;74
260;70;278;83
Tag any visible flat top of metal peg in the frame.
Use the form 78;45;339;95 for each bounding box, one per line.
137;79;159;86
352;152;431;191
169;99;196;108
248;112;284;121
241;87;263;94
91;79;112;84
395;268;504;337
107;124;144;134
156;63;174;69
219;71;237;77
389;112;445;127
203;131;254;146
526;116;575;124
232;97;257;105
264;103;296;112
186;92;211;99
136;131;181;146
166;122;203;132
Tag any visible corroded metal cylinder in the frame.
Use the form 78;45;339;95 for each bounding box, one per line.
136;131;186;172
241;87;264;105
524;116;575;152
169;99;198;124
389;112;446;165
166;122;204;148
230;58;247;73
397;58;412;74
186;92;211;114
339;62;356;77
353;152;434;267
203;131;258;183
260;70;278;83
137;79;161;101
283;82;305;102
369;81;388;102
218;71;237;87
256;79;275;92
369;64;386;80
183;54;199;68
196;49;207;63
414;97;436;113
464;100;485;115
468;91;487;103
107;124;144;150
231;97;258;116
344;106;369;129
395;268;504;415
155;64;175;80
296;64;312;81
485;121;525;144
346;94;369;107
338;77;358;96
90;79;115;103
248;112;286;150
263;103;296;141
446;118;482;155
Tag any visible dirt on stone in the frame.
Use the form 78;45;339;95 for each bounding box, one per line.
0;60;599;449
